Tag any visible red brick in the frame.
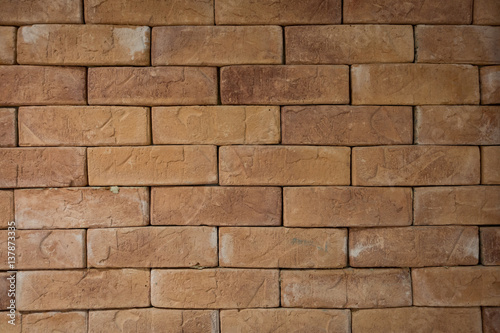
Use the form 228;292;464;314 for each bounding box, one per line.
21;312;86;333
483;308;500;333
482;146;500;184
0;0;82;25
481;227;500;265
0;190;13;229
474;0;500;25
0;108;16;147
0;27;15;64
481;66;500;105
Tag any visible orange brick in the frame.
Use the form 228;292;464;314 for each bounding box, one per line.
0;148;87;188
220;146;350;186
151;269;279;308
0;27;15;64
221;65;349;105
152;26;282;66
482;146;500;184
281;269;411;308
0;190;13;229
483;308;500;333
0;0;82;25
282;105;412;145
0;311;20;333
88;146;217;186
18;25;150;66
151;187;281;226
474;0;500;25
0;108;16;147
0;272;14;308
352;64;479;105
352;146;480;186
21;312;86;333
481;227;500;265
481;66;500;105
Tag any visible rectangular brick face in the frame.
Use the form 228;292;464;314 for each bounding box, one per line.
0;191;13;229
0;0;82;24
481;227;500;265
0;108;16;147
483;308;500;333
474;0;500;25
0;27;15;64
481;66;500;105
482;146;500;184
219;146;350;186
21;312;86;333
221;65;349;105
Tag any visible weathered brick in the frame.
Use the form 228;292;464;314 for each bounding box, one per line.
0;108;16;147
282;105;412;145
413;266;500;306
481;66;500;105
219;227;346;268
352;64;479;105
414;186;500;225
352;146;480;186
481;228;500;265
18;25;150;66
85;0;213;25
151;269;279;308
88;67;217;106
284;187;412;227
0;0;82;25
220;146;350;186
0;272;14;309
15;187;149;229
152;106;279;145
17;269;150;311
0;27;15;64
474;0;500;25
482;146;500;184
0;148;87;188
215;0;341;25
19;106;151;146
350;226;478;267
483;308;500;333
153;26;282;66
0;190;13;229
0;311;20;333
88;227;217;268
281;269;411;308
151;187;281;226
22;312;87;333
221;65;349;105
0;66;86;106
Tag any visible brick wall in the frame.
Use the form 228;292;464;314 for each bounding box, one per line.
0;0;499;332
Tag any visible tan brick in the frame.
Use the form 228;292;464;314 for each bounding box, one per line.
15;187;149;229
152;269;279;308
17;269;150;311
474;0;500;25
413;266;500;306
153;26;282;66
284;187;412;227
18;25;150;66
483;308;500;333
220;227;346;268
88;146;217;186
0;27;15;64
0;272;14;309
282;105;412;145
221;65;349;105
0;148;87;188
0;190;13;229
352;308;482;333
220;146;350;186
352;146;480;186
0;108;16;147
482;146;500;184
88;227;217;268
89;309;218;333
481;66;500;105
481;228;500;265
352;64;479;105
221;309;350;333
281;269;411;308
0;0;82;25
19;106;150;147
414;186;500;225
0;66;86;106
0;311;20;333
85;0;213;25
343;0;473;24
152;106;279;145
350;226;478;268
22;312;87;333
151;187;281;226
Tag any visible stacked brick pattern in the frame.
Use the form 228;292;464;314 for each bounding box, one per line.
0;0;499;332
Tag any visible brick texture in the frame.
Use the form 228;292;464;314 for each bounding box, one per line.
0;190;13;229
482;146;500;184
483;308;500;333
0;0;82;25
0;27;15;64
0;108;16;147
481;227;500;265
481;66;500;104
21;312;87;333
474;0;500;25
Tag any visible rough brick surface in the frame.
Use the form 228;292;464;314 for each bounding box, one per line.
483;308;500;333
0;272;14;309
481;228;500;265
0;190;13;229
0;27;15;64
482;146;500;184
481;66;500;104
0;311;19;333
0;0;82;24
22;312;87;333
475;0;500;25
0;108;16;147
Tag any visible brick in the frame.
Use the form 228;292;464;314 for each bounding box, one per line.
88;227;217;268
221;65;349;105
18;106;151;146
0;272;14;309
88;146;217;186
414;186;500;225
0;66;86;106
215;0;341;25
220;146;350;186
18;25;150;66
22;312;87;333
284;187;412;227
15;187;149;229
88;67;217;106
17;269;150;311
0;27;15;64
352;308;482;333
474;0;500;25
152;26;282;66
219;227;346;268
0;148;87;188
85;0;213;25
151;269;279;308
281;269;411;308
416;26;500;65
221;309;350;333
152;106;279;145
0;0;82;25
483;308;500;333
0;311;20;333
481;228;500;265
482;146;500;184
352;64;479;105
343;0;473;24
282;105;412;145
151;187;281;226
88;309;218;333
415;106;500;145
0;108;16;147
352;146;480;186
0;190;13;229
350;226;478;268
481;66;500;105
